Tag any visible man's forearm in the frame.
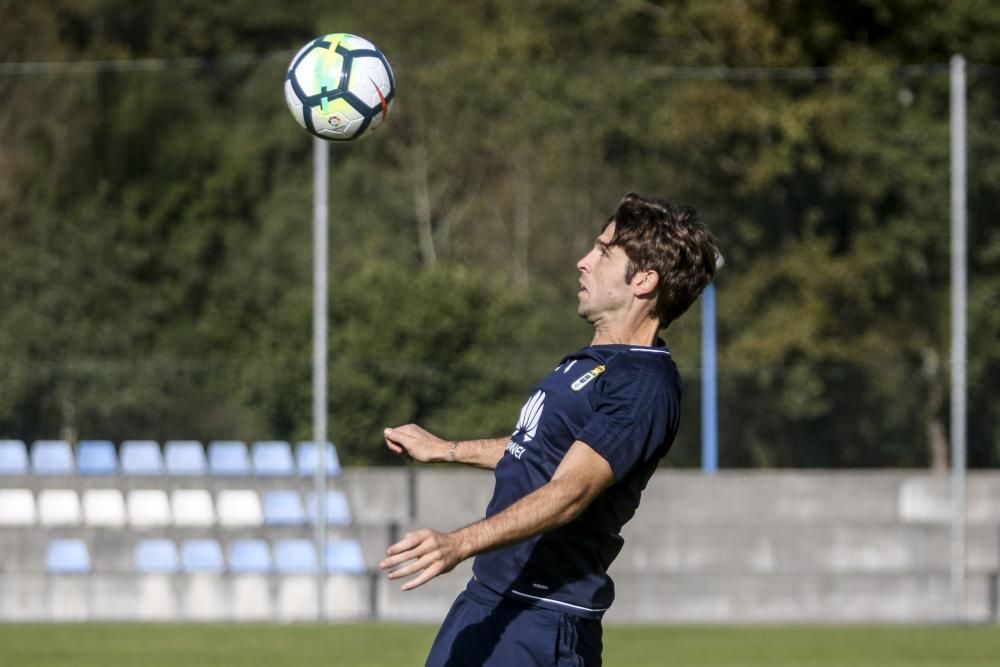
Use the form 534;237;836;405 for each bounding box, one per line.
451;469;597;559
448;437;508;470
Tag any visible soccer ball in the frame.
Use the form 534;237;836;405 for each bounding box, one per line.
284;33;396;141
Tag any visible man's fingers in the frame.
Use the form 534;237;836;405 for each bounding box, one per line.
401;562;443;591
380;532;430;568
386;551;436;580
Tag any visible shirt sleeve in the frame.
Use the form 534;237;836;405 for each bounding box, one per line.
573;357;680;480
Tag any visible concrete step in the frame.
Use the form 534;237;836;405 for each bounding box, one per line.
0;572;372;621
617;521;1000;574
604;570;999;624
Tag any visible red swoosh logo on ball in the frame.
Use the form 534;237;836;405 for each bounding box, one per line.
370;78;389;120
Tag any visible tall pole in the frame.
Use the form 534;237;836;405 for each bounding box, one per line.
701;283;718;474
313;137;329;621
949;54;967;624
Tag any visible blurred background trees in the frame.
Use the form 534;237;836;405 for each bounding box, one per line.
0;0;997;467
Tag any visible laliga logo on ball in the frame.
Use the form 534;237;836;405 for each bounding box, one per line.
284;33;396;141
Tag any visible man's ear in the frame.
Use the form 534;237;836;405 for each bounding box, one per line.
632;269;659;298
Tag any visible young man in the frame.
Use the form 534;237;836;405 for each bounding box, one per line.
380;192;720;665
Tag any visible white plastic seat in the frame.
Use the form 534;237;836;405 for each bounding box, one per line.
171;489;216;526
127;489;172;526
216;490;263;527
82;489;126;527
38;489;82;525
0;489;37;525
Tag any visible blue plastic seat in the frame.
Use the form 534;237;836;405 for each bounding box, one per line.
135;539;179;573
208;441;250;476
120;440;164;475
262;490;306;526
296;441;341;477
252;441;295;476
77;440;118;475
228;539;272;574
274;539;318;573
164;440;207;475
325;539;366;574
46;539;91;574
0;440;29;475
181;539;225;573
307;490;352;526
31;440;74;475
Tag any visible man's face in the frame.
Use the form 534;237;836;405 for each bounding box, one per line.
576;222;633;323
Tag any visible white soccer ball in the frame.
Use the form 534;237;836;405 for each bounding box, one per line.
284;33;396;141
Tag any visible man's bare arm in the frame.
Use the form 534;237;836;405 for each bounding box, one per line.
384;424;507;470
380;440;616;590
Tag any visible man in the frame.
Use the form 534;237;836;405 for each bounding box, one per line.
380;192;720;665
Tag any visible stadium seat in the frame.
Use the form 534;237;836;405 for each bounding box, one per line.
325;539;366;574
77;440;118;475
228;539;273;574
216;489;262;527
252;441;295;476
31;440;74;475
307;490;353;526
46;539;91;574
296;441;341;477
135;539;179;573
0;440;29;475
181;539;225;573
127;489;171;526
208;440;251;476
38;489;82;525
171;489;215;526
164;440;207;475
274;539;318;573
82;489;126;527
0;489;36;525
120;440;164;475
262;490;306;526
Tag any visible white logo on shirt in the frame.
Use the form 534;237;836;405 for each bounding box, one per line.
512;390;545;443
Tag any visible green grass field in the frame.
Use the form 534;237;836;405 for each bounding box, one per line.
1;623;998;666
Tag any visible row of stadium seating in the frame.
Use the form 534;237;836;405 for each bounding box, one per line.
0;439;340;476
0;488;352;527
45;537;366;575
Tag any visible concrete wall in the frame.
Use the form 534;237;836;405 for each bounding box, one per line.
2;469;998;623
342;469;1000;624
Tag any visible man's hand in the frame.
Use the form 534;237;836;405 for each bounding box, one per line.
379;529;466;591
384;424;451;463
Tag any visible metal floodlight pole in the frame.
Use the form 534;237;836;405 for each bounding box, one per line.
701;283;718;474
949;54;968;624
313;137;330;622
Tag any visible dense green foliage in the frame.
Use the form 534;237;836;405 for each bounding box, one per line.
2;623;1000;667
0;1;997;467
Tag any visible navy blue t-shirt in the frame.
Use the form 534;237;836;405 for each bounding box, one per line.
472;341;681;618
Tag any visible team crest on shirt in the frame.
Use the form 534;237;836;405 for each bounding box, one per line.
571;365;605;391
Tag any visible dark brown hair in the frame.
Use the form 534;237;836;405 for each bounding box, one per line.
608;192;719;328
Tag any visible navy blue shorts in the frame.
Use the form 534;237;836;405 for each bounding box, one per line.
424;578;603;666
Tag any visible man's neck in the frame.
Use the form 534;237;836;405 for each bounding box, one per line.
590;318;660;347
